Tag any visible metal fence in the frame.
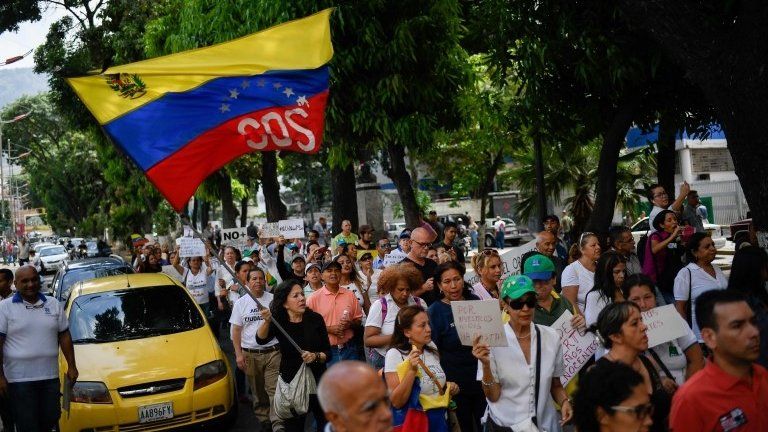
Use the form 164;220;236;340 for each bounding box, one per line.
691;180;749;226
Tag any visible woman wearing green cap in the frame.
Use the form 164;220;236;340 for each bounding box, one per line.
473;274;573;431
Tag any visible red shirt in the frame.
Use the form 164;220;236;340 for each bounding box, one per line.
670;361;768;431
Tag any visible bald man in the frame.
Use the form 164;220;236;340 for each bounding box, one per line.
520;231;566;292
318;361;392;432
402;227;439;304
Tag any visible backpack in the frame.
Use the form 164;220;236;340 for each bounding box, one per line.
380;295;426;323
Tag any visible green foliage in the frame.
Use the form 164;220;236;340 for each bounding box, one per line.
0;0;41;33
392;190;432;220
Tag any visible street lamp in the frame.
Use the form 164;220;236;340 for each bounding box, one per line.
0;110;32;238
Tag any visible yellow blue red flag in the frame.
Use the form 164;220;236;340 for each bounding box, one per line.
67;9;333;211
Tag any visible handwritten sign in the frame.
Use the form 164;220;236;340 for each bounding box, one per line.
259;222;280;238
552;311;599;385
382;250;407;267
642;304;689;348
278;218;305;239
178;237;206;258
221;228;248;247
465;239;537;286
451;300;508;347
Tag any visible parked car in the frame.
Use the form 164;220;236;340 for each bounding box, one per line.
386;222;407;246
483;218;526;247
37;245;70;274
630;217;726;249
437;213;472;228
50;256;134;302
60;273;236;432
33;242;57;253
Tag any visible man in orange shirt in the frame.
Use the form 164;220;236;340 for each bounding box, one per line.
670;290;768;431
306;258;363;366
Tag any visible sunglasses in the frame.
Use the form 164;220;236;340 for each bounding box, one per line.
507;294;537;310
579;231;596;244
481;249;500;257
611;403;654;419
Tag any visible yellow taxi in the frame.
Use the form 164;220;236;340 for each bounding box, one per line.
59;273;236;432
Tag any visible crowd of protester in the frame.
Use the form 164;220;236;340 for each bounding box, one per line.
135;182;768;432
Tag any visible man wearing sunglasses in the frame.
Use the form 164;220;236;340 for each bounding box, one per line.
402;227;439;305
372;240;390;270
670;290;768;431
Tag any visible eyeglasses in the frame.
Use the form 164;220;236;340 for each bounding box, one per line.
412;239;431;248
611;403;654;419
508;295;537;310
378;243;391;249
653;192;668;198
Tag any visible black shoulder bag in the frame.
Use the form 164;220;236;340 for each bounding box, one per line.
532;324;542;427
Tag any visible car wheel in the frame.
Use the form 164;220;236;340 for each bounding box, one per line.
485;235;495;247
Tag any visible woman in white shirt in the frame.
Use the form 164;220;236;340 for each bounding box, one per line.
384;305;458;430
357;251;382;303
584;251;626;360
673;232;728;342
562;232;601;312
365;264;425;369
173;255;214;317
470;249;503;300
473;275;572;431
623;274;704;385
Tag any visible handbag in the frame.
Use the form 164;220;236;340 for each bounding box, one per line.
273;362;317;420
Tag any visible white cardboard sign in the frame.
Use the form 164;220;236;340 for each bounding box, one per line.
221;228;248;247
642;304;689;348
382;250;408;267
178;237;206;258
278;219;305;239
450;300;508;347
259;223;280;238
465;239;537;286
551;310;599;385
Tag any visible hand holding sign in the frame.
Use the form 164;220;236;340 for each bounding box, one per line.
450;300;508;347
642;304;689;348
552;310;599;385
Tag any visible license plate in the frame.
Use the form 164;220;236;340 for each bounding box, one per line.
138;402;174;423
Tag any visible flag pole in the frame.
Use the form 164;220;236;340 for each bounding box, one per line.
177;213;304;354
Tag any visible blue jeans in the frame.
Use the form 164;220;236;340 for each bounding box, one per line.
8;378;60;432
329;342;360;366
495;232;505;249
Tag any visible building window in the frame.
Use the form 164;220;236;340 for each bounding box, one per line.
690;148;734;173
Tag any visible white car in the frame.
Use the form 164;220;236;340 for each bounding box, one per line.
33;242;57;253
37;245;70;274
630;217;726;249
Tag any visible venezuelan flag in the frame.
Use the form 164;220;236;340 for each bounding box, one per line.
67;9;333;211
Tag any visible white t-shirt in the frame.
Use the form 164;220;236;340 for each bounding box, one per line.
471;282;495;300
229;292;277;349
0;294;68;382
477;324;564;432
217;262;239;304
341;282;368;324
161;265;184;283
584;290;610;359
673;263;728;341
561;260;595;312
358;269;382;303
648;205;668;234
385;342;445;398
649;324;697;385
183;267;210;305
493;220;506;233
365;295;425;356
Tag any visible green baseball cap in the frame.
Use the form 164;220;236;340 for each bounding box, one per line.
524;254;556;281
500;275;536;301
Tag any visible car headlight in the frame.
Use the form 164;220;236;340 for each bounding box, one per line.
194;360;227;390
72;381;112;404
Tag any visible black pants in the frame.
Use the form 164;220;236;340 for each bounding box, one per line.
0;392;14;432
284;395;326;432
454;382;487;432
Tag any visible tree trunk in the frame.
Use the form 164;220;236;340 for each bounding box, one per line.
191;196;198;229
385;144;421;228
615;1;768;230
262;151;286;222
656;115;677;195
586;91;641;233
201;200;210;228
217;172;237;228
330;161;358;234
240;197;248;227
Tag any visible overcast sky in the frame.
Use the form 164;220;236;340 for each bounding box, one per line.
0;5;68;69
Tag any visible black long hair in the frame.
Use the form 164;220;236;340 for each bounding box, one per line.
573;360;645;432
588;251;626;303
270;280;310;324
434;261;477;300
728;245;768;306
587;302;641;349
685;232;711;263
388;305;437;355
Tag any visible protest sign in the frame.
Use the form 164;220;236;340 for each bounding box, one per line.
382;250;407;267
465;239;537;286
178;237;206;257
221;228;248;247
451;300;508;347
259;222;280;238
278;219;305;239
551;310;599;385
642;304;689;348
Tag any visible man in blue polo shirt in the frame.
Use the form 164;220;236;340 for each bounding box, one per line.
0;266;78;432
